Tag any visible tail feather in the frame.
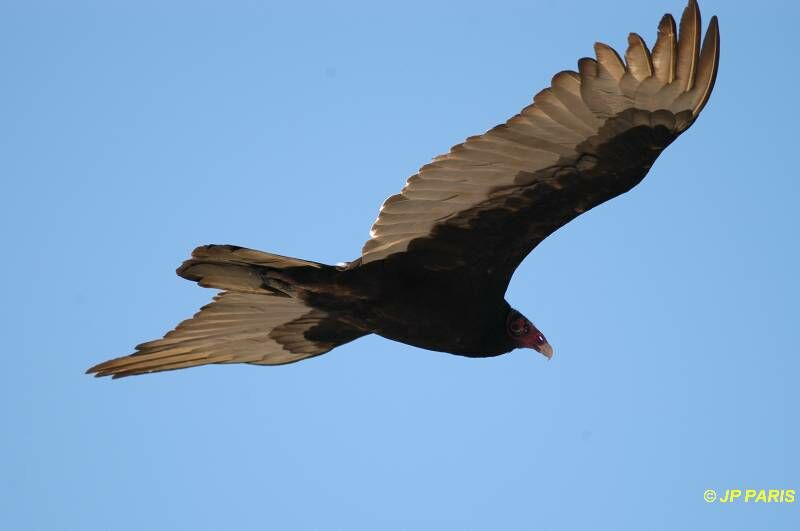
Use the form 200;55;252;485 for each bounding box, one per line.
177;244;328;295
87;244;366;378
188;245;324;269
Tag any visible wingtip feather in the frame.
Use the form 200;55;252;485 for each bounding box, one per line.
594;42;625;80
691;13;720;115
577;57;598;80
625;33;653;81
653;14;677;83
676;0;701;89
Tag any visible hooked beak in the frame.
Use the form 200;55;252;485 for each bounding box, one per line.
537;342;554;360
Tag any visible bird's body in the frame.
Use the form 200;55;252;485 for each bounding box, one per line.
88;0;719;378
341;262;514;356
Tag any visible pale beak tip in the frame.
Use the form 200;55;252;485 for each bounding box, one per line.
540;342;554;360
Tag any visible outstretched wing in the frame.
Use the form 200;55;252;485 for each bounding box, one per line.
87;292;366;378
360;0;719;285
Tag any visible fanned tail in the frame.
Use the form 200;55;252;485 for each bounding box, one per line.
177;244;334;296
86;244;366;378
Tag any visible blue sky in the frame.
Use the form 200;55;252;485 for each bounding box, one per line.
2;0;798;529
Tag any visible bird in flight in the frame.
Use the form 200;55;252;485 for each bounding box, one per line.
89;0;719;378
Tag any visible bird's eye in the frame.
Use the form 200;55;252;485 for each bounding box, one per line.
536;334;545;345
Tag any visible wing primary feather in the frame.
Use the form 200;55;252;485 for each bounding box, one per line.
625;33;653;81
594;43;625;80
676;0;701;90
691;15;720;115
577;57;598;79
652;14;677;83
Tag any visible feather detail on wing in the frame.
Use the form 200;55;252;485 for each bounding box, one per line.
360;1;719;282
87;292;365;378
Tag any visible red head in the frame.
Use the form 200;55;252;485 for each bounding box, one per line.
506;309;553;359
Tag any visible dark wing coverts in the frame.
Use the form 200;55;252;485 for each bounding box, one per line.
362;0;719;284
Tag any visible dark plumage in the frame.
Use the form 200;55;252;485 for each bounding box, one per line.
88;0;719;378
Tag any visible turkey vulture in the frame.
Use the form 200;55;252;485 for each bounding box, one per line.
88;0;719;378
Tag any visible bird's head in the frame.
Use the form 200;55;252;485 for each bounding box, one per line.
506;309;552;359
